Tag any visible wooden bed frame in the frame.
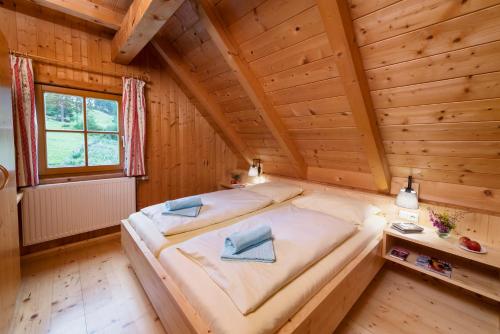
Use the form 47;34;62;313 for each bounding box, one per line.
121;218;385;334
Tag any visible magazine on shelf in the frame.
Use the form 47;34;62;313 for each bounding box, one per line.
415;255;452;278
389;247;410;261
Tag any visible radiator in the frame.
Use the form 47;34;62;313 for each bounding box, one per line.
21;177;136;246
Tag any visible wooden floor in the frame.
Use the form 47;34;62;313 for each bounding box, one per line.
336;263;500;334
10;236;164;334
10;237;499;334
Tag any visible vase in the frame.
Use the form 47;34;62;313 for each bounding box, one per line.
436;231;450;238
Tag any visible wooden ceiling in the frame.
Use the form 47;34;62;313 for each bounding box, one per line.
152;0;500;207
153;0;390;189
10;0;500;211
88;0;132;13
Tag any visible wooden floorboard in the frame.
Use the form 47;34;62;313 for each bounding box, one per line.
10;239;499;334
10;237;165;334
337;263;500;334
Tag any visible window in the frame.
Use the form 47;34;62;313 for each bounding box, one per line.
36;85;123;176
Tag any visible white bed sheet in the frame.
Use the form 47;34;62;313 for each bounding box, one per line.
176;205;357;314
141;189;273;235
128;200;296;257
158;215;387;334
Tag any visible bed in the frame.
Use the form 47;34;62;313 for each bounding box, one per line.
127;182;303;256
121;180;389;334
128;199;296;257
159;208;386;333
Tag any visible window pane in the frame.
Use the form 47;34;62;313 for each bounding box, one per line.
87;133;120;166
46;132;85;168
86;98;119;132
44;92;84;130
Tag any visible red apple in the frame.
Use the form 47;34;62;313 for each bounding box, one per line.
459;236;470;246
467;240;481;252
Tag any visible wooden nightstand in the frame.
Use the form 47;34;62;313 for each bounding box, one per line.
218;182;247;190
383;226;500;302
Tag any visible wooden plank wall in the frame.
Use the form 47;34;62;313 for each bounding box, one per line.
350;0;500;213
135;54;239;209
0;1;239;209
216;0;370;179
3;0;500;213
156;0;374;183
161;0;500;217
268;175;500;248
162;0;500;213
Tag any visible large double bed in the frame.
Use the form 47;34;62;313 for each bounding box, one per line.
121;179;390;333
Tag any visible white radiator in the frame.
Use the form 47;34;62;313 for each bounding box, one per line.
21;177;136;246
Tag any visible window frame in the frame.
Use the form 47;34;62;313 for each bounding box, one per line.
36;85;124;177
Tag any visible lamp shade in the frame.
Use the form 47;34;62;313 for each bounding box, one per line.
395;189;419;209
248;165;259;177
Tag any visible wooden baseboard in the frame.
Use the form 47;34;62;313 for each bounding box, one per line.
21;226;120;260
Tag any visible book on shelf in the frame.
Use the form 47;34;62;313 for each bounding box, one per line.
415;255;452;278
391;222;424;234
389;247;410;261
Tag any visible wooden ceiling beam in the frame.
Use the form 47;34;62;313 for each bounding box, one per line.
152;40;254;165
30;0;124;30
316;0;391;193
111;0;184;64
197;0;307;179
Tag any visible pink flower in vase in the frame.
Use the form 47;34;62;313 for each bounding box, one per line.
428;209;461;235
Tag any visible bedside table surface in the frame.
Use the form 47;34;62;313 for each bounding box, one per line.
219;182;248;189
384;226;500;269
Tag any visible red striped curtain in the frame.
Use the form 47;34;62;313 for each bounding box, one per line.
10;55;38;187
122;77;146;176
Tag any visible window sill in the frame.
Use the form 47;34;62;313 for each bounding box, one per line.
39;172;126;185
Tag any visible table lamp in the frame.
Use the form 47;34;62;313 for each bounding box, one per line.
395;176;419;210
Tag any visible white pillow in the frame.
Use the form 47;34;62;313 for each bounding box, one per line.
292;192;381;225
244;182;303;203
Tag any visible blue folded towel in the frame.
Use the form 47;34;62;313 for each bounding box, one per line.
162;206;202;217
165;196;203;211
221;239;275;263
221;225;275;263
224;225;273;254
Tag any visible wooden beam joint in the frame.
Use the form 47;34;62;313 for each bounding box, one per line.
30;0;124;30
111;0;184;64
197;0;307;178
316;0;391;193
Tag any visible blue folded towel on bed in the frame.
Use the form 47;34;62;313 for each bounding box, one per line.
221;225;276;263
162;205;202;217
165;196;203;211
225;225;273;254
221;239;275;263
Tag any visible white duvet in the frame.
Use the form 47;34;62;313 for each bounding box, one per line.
177;205;356;315
140;189;273;235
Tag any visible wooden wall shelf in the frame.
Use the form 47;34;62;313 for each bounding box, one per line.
383;227;500;303
384;227;500;268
